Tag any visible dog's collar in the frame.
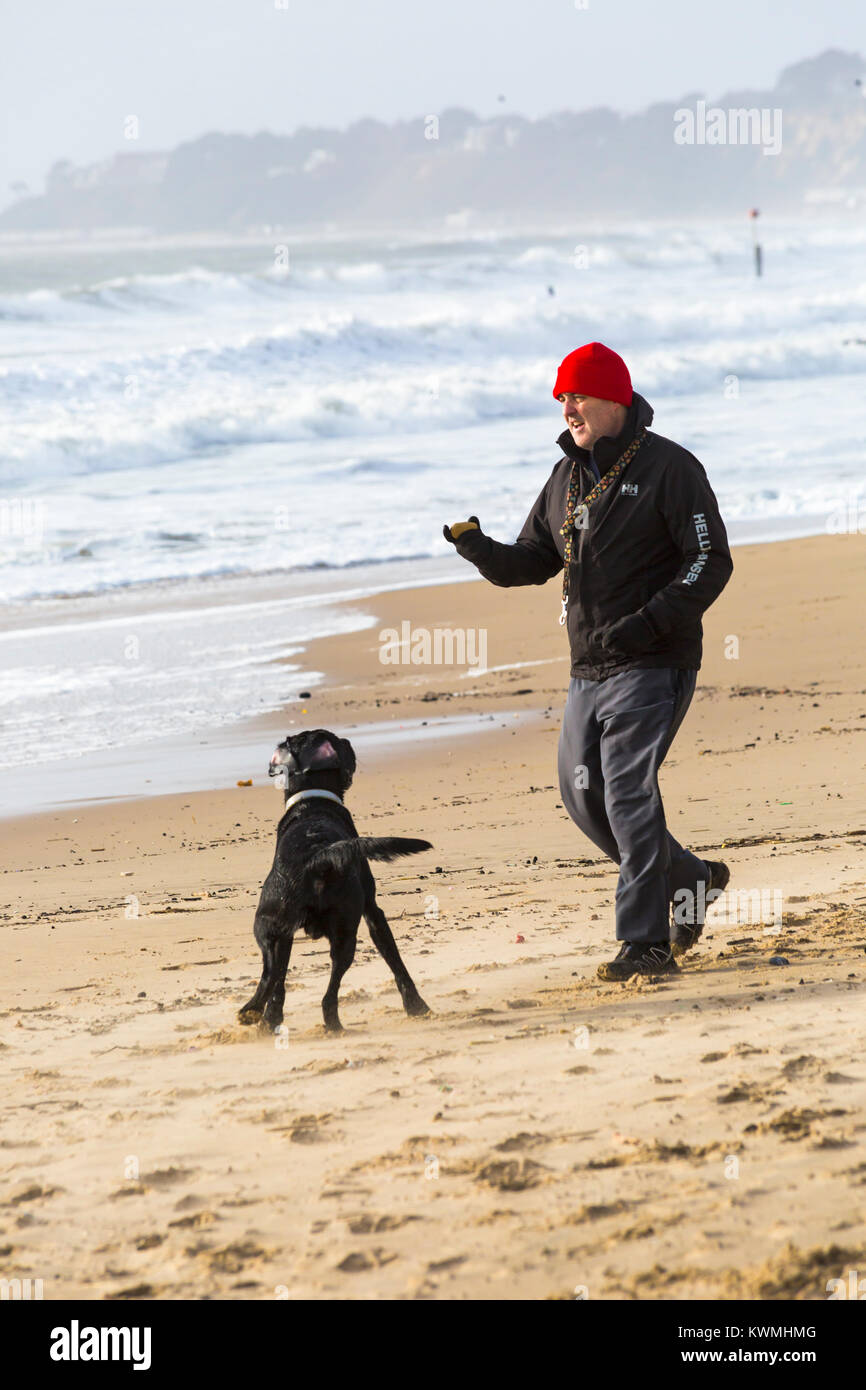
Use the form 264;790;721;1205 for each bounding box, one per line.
283;788;345;811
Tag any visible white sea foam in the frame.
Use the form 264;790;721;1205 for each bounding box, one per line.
1;219;864;776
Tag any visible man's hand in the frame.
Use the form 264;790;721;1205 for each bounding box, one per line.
443;515;480;545
600;612;657;657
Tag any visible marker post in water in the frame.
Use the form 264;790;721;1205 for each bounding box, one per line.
749;207;763;277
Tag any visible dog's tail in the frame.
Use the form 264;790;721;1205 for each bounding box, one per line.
301;837;432;910
307;837;432;877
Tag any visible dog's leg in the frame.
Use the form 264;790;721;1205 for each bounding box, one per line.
364;901;430;1018
238;939;277;1025
262;935;293;1033
321;931;357;1033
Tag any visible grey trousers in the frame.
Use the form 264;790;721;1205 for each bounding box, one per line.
557;666;709;943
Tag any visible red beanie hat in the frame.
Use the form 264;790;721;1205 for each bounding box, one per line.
552;342;632;407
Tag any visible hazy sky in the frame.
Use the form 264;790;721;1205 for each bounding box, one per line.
3;0;865;202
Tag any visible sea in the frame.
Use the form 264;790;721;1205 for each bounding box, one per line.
1;218;864;804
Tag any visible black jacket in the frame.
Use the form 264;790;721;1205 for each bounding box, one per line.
451;393;733;679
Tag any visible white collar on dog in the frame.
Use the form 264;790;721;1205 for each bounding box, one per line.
284;788;345;811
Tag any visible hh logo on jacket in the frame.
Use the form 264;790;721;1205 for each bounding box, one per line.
621;482;639;496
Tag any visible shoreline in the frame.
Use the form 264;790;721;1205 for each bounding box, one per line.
2;527;861;820
0;510;845;614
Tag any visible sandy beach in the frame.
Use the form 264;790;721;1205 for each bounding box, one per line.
2;531;865;1301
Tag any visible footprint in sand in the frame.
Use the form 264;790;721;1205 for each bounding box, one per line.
760;1107;847;1141
337;1248;397;1272
427;1254;467;1272
104;1283;159;1301
168;1211;220;1229
780;1054;826;1078
3;1183;61;1207
701;1043;767;1063
173;1193;209;1212
474;1157;548;1191
141;1166;198;1187
205;1240;271;1274
717;1081;777;1105
132;1234;165;1251
493;1132;551;1153
346;1214;422;1234
266;1112;337;1144
564;1199;631;1225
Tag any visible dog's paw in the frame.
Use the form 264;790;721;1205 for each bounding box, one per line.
405;997;431;1018
237;1008;263;1027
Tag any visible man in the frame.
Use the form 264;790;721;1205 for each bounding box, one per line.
444;341;733;980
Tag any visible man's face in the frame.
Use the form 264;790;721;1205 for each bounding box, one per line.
558;393;627;451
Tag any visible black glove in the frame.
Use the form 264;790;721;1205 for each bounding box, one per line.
600;612;657;657
443;515;480;545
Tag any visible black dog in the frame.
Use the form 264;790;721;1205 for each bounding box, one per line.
238;728;432;1033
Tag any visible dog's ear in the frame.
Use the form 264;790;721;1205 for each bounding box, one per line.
337;737;356;789
305;737;341;771
279;735;301;775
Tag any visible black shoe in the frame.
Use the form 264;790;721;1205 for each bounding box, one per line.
597;940;678;981
671;860;730;958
